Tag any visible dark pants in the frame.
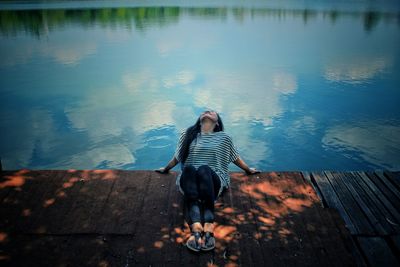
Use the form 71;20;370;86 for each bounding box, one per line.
180;165;221;224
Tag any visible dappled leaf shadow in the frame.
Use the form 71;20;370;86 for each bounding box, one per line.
158;172;355;266
0;170;355;266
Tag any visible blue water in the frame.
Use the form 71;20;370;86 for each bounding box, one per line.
0;1;399;171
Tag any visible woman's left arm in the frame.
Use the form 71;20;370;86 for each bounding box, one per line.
234;157;260;175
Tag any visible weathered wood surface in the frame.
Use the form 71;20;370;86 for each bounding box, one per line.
0;170;357;266
307;171;400;267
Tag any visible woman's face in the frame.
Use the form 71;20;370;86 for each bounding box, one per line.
200;110;218;123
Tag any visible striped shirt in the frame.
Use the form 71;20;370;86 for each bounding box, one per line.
174;130;240;190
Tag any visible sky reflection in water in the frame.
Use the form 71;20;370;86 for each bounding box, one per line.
0;2;399;171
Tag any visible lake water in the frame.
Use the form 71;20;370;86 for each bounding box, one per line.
0;1;399;171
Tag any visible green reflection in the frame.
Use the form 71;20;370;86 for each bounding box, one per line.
364;11;380;33
1;6;399;37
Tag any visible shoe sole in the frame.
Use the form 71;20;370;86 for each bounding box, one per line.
201;247;215;251
186;243;200;252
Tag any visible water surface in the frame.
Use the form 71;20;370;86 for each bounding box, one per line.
1;1;399;171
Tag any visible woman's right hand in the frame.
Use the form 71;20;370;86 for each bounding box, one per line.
246;168;260;175
155;167;169;174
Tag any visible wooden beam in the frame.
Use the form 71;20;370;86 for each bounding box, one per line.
349;172;396;234
374;171;400;206
302;171;324;208
350;172;400;234
311;172;358;234
325;171;375;235
391;235;400;253
357;172;400;224
336;172;387;235
384;171;400;191
357;236;399;266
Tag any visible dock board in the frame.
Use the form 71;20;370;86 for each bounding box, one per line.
0;170;365;266
307;171;400;267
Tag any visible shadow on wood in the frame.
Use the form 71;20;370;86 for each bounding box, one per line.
0;170;356;266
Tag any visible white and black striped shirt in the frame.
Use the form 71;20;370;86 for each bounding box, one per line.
174;130;240;189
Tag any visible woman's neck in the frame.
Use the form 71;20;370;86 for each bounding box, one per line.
201;122;215;134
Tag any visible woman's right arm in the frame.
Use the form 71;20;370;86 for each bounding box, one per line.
155;156;179;174
156;130;185;174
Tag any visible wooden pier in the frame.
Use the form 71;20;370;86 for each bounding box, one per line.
0;170;398;266
303;171;400;266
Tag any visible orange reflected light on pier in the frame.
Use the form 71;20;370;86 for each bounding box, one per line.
43;198;55;208
0;170;31;189
22;208;31;217
166;175;318;265
63;177;79;188
0;232;8;243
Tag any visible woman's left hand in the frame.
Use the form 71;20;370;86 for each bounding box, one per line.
246;168;260;175
155;167;169;174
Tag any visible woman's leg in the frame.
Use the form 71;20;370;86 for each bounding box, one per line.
197;165;221;223
180;165;203;251
197;165;220;251
179;165;201;224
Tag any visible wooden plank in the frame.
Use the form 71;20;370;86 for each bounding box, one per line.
356;172;400;224
95;170;150;234
280;172;324;266
17;170;64;234
307;173;367;267
291;172;353;266
384;171;400;191
246;172;321;266
256;171;312;266
311;172;358;234
58;170;115;233
347;172;395;234
302;171;324;208
156;171;186;267
368;172;400;209
373;171;400;206
1;171;371;266
0;171;16;202
325;171;375;235
260;175;295;266
329;172;380;235
163;172;186;267
0;170;47;233
357;236;399;267
29;170;84;233
336;172;388;235
390;235;400;253
317;204;367;267
79;170;119;233
351;172;400;234
228;172;266;266
1;234;141;267
130;171;175;265
33;170;86;234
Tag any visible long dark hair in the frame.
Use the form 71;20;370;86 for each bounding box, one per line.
179;113;224;164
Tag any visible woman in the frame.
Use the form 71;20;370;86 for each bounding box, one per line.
156;110;259;252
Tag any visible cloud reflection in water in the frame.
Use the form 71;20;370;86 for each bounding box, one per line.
322;121;400;170
0;4;399;171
